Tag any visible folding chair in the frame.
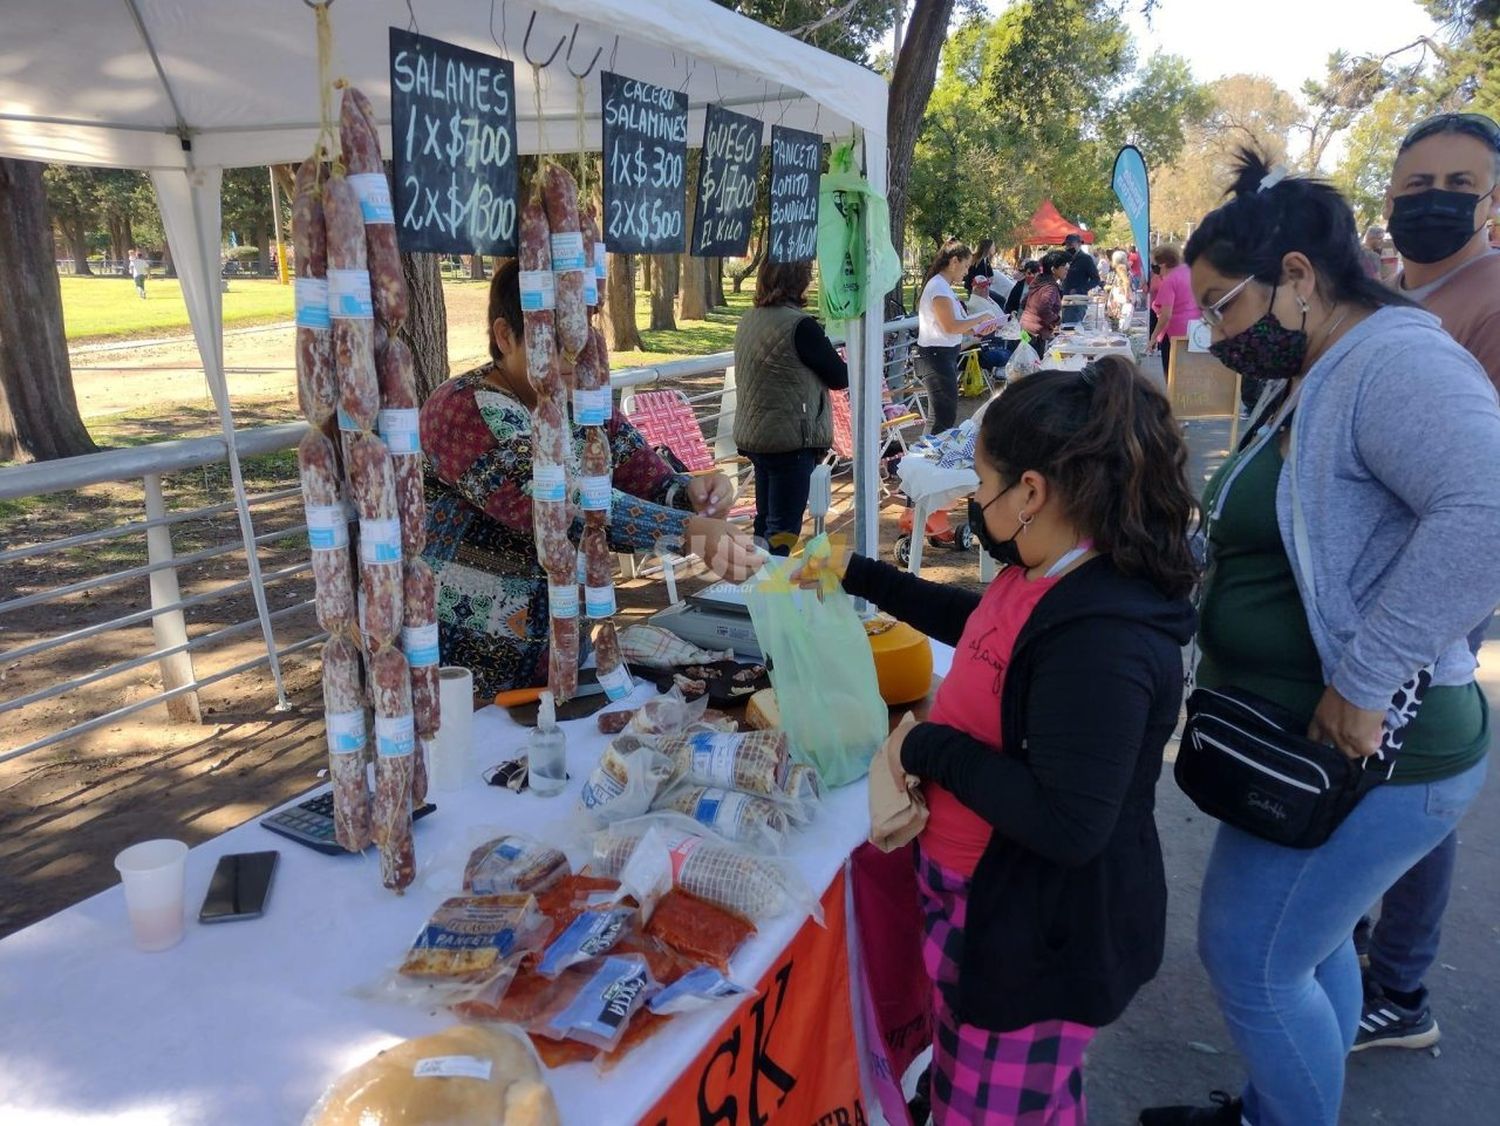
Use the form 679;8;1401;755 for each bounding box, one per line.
824;389;922;502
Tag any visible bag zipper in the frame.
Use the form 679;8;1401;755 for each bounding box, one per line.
1191;690;1333;788
1192;729;1322;795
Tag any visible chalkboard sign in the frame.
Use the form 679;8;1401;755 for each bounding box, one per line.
769;126;821;263
389;28;518;256
600;71;689;255
690;105;762;258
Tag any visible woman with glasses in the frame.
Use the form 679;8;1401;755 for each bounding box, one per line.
1140;150;1500;1126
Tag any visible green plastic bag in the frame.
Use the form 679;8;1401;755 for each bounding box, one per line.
817;140;903;323
745;536;888;787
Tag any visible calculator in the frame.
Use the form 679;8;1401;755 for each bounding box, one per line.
260;788;436;856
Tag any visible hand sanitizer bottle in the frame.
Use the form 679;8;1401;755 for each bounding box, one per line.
527;691;567;797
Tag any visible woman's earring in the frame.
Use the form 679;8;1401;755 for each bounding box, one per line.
1296;294;1310;313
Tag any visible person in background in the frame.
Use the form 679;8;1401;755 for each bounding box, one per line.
1021;251;1068;358
801;357;1197;1126
1361;225;1386;279
964;238;997;297
917;242;999;433
128;248;148;299
1148;244;1200;380
732;259;849;556
1004;259;1040;317
1343;110;1500;1058
1062;233;1101;296
1108;249;1134;326
1142;150;1500;1126
1128;245;1144;289
420;259;760;698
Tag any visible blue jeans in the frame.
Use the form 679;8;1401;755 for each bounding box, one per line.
746;448;822;556
1198;757;1487;1126
1368;830;1458;996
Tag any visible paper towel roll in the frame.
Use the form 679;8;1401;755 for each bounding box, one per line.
432;666;474;792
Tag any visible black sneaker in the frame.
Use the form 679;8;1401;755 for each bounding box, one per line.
1139;1090;1243;1125
1353;985;1440;1052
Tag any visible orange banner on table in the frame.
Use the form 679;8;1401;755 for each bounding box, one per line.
644;868;868;1126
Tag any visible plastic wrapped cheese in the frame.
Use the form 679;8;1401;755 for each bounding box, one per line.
302;1024;559;1126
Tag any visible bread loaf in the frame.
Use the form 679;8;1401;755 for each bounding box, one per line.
745;688;780;731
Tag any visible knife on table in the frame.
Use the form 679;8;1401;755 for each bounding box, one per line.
493;668;608;708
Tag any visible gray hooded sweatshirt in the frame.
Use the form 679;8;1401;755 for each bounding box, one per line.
1265;305;1500;712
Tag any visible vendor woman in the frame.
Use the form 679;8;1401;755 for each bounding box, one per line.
419;259;761;698
804;357;1197;1123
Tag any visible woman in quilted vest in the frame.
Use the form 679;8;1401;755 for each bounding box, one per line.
732;259;849;555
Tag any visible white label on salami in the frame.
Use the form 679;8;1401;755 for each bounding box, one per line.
305;503;349;551
327;268;374;319
577;551;589;586
377;407;421;455
550;231;587;273
689;734;740;788
585;585;617;619
572;387;611;427
294;277;330;329
402;622;440;668
692;788;751;834
413;1056;494;1082
375;712;415;758
594;243;608;282
579;474;612;512
326;709;365;755
548;581;580;618
358;518;402;564
598;661;634;701
348;172;395;225
531;463;567;503
337;405;360;433
520;269;556;312
583;272;599;308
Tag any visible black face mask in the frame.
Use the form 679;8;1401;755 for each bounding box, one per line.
969;485;1026;568
1389;186;1495;264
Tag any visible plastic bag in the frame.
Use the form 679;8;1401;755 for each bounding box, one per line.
645;889;758;972
627;685;708;737
1005;338;1042;381
959;349;987;397
661;729;792;798
592;812;819;924
578;734;678;822
817;140;902;323
648;965;753;1015
529;955;657;1053
464;835;570;895
536;908;635;977
655;784;793;852
744;536;887;788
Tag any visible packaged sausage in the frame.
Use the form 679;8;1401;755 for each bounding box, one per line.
463;835;570;896
660;729;792;799
528;955;656;1053
535;907;635;977
578;734;677;823
654;784;793;852
647;965;752;1015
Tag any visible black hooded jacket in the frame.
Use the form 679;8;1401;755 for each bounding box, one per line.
842;553;1196;1032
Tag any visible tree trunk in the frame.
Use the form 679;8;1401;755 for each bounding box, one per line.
606;252;643;352
468;254;487;280
399;252;449;402
649;254;678;332
64;218;92;276
642;254;653;292
678;152;709;321
710;257;726;308
0;159;97;462
731;234;765;293
885;0;956;317
252;219;270;274
161;238;175;278
107;216;125;270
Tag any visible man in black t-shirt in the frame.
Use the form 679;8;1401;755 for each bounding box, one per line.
1061;233;1100;296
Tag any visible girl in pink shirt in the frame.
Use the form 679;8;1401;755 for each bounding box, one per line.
1150;244;1201;379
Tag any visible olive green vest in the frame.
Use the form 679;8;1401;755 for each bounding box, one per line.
732;304;833;454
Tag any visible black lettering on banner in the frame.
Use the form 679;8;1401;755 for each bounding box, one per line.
748;961;797;1126
601;70;689;254
695;1028;742;1126
768;125;821;264
691;104;763;258
389;27;518;255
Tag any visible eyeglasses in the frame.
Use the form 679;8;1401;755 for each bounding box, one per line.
1199;275;1257;327
1399;112;1500;155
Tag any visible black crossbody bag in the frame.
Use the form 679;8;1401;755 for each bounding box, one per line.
1175;387;1429;849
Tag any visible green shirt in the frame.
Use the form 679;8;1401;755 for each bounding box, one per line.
1197;437;1488;784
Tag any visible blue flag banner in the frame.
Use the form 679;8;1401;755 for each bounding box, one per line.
1111;145;1150;260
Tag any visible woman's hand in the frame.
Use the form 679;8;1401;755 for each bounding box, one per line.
1308;686;1386;760
882;712;919;791
788;534;854;589
686;472;736;518
686;516;764;583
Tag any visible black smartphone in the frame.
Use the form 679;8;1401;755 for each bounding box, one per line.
198;850;279;923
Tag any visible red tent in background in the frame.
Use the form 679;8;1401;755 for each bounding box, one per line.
1015;199;1095;246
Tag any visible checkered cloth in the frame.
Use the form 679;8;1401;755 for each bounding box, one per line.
909;419;979;471
915;846;1095;1124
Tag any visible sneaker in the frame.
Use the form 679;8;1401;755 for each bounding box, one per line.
1139;1090;1243;1125
1353;985;1440;1052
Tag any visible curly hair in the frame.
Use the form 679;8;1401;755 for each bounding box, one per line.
754;260;813;308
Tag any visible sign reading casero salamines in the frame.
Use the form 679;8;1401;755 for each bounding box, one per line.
769;125;821;263
388;28;518;256
690;105;763;258
600;71;689;255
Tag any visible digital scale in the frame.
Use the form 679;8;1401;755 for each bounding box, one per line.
648;580;763;660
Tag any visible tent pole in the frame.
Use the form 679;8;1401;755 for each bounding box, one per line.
851;130;887;564
151;168;290;710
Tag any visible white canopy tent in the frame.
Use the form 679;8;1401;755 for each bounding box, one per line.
0;0;891;698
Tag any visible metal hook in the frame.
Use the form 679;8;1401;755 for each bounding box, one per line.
564;25;602;80
523;11;565;69
301;0;333;8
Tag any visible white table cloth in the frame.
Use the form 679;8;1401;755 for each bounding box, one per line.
0;680;871;1126
893;455;997;582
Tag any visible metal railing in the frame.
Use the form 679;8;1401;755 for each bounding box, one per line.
0;316;920;765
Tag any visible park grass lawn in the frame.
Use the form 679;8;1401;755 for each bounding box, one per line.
61;276;295;342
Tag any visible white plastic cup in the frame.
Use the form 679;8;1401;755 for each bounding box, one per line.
113;838;188;952
433;666;474;792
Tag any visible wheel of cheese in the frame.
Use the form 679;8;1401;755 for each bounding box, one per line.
864;614;933;705
745;688;780;731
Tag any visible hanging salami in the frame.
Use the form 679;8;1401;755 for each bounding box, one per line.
297;430;356;632
541;163;588;362
321;632;372;852
292;158;335;425
339;85;409;330
370;646;416;892
324;173;379;432
376;334;425;556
